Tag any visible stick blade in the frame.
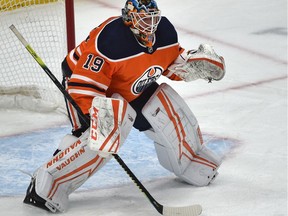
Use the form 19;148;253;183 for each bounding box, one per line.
162;204;202;216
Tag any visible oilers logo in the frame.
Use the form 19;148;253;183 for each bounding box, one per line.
132;65;163;95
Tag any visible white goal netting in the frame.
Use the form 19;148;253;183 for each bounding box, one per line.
0;0;69;112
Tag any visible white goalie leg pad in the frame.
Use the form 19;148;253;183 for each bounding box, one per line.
34;129;113;212
57;134;78;151
33;95;136;212
88;94;136;157
142;83;222;186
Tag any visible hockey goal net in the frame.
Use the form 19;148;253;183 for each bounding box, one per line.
0;0;75;112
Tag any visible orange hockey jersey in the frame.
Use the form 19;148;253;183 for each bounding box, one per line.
65;16;183;116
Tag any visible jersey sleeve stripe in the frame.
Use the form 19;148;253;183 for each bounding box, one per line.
73;52;79;60
76;46;82;55
68;82;106;93
163;70;174;78
72;46;82;60
68;50;77;65
68;89;105;97
70;74;109;90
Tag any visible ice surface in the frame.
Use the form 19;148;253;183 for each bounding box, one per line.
0;0;286;215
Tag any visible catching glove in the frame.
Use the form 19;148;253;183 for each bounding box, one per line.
168;44;226;82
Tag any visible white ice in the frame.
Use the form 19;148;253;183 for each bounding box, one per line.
0;0;287;215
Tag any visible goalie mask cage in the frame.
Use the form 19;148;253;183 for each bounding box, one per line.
0;0;75;112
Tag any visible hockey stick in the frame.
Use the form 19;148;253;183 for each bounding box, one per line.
113;154;202;216
10;24;202;216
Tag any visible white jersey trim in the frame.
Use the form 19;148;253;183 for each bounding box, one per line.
76;46;82;55
164;70;175;78
68;89;105;97
68;49;77;65
71;74;109;90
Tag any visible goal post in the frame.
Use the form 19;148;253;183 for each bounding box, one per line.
65;0;75;52
0;0;75;112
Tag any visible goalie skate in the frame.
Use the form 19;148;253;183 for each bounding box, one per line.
23;177;57;212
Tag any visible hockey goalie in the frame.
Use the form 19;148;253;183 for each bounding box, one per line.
23;0;226;213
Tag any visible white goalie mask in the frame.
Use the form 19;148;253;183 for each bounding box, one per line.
130;8;161;34
122;0;161;48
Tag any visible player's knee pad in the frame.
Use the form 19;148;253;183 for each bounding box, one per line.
142;83;222;186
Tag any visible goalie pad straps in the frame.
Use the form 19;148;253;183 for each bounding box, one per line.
142;83;222;186
168;44;226;82
88;94;136;157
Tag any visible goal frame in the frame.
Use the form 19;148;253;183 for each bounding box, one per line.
65;0;75;52
0;0;76;112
